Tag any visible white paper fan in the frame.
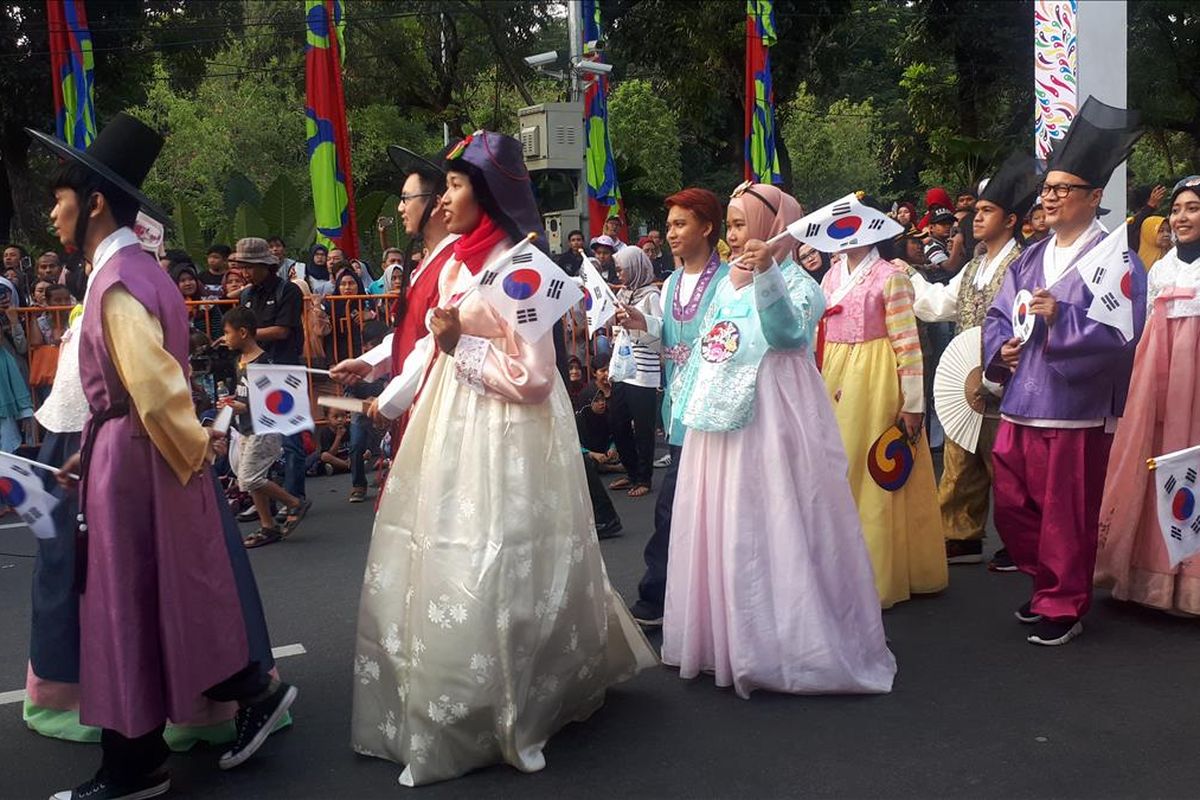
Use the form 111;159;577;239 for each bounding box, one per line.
933;326;985;454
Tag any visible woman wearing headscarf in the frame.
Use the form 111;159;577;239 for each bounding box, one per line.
1096;177;1200;615
349;130;654;786
1136;214;1170;271
606;246;662;498
306;243;332;295
0;276;32;451
171;261;223;343
661;182;894;697
326;267;369;360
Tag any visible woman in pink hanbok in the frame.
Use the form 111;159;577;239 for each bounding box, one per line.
661;183;895;698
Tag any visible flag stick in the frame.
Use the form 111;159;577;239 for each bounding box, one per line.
727;229;793;269
1147;443;1200;471
0;451;79;481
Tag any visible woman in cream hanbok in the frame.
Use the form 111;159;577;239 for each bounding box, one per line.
347;131;654;787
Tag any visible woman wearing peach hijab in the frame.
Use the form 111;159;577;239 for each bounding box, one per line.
661;182;896;697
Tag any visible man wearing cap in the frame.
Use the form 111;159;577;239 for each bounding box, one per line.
590;234;619;283
29;113;296;800
330;143;458;443
984;98;1148;646
910;152;1040;570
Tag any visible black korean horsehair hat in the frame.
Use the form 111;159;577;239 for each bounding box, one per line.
1046;96;1143;190
980;151;1041;220
25;112;170;224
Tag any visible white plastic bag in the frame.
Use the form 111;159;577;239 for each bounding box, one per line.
608;328;637;383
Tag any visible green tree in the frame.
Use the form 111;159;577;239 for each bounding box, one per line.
608;78;682;227
781;84;883;207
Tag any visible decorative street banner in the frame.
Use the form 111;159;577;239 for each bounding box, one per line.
1150;444;1200;567
1033;0;1078;161
305;0;358;257
247;364;316;436
47;0;96;148
476;237;584;343
581;0;623;239
744;0;782;184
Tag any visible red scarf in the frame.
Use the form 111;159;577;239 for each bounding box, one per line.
453;213;507;274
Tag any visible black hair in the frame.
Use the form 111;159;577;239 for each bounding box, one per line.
590;353;610;371
163;248;191;266
207;244;232;258
45;283;73;303
267;236;285;247
567;229;583;239
362;320;389;347
49;159;139;228
223;306;258;336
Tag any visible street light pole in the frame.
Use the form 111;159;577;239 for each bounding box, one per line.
567;0;588;239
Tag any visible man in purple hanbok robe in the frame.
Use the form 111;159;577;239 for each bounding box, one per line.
982;98;1146;646
27;114;297;800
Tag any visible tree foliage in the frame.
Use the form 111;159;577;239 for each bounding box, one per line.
781;84;883;207
608;78;681;227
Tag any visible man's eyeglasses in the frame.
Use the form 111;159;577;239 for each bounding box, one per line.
1039;182;1094;199
399;192;433;204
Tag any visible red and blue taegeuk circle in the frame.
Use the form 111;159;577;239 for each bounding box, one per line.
503;269;542;300
0;477;26;507
1016;302;1029;324
826;215;863;240
1120;270;1134;299
1172;487;1196;521
581;286;593;311
265;389;295;415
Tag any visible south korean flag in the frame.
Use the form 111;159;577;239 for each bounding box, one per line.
1152;444;1200;567
1078;223;1136;341
786;192;904;254
476;237;583;343
246;364;316;436
578;257;619;336
0;453;61;540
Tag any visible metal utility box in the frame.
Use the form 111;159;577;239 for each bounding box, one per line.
518;102;584;171
543;211;582;254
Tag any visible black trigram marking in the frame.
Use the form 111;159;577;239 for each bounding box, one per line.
11;464;30;477
257;415;277;429
831;203;851;215
805;222;820;237
1121;251;1131;267
480;271;499;286
547;279;564;300
254;375;272;390
1171;525;1183;542
287;415;307;427
1100;292;1120;312
512;252;534;264
23;507;43;522
1186;467;1197;485
845;238;859;246
868;218;885;230
516;308;539;324
1191;517;1200;534
1092;266;1107;284
1165;475;1178;494
284;374;302;389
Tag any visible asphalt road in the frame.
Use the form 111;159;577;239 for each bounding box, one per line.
2;467;1200;799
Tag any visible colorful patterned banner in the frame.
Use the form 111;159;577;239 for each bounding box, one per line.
745;0;782;184
47;0;96;148
1034;0;1078;161
305;0;358;257
581;0;622;239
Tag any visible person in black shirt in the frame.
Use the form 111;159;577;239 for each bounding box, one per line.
232;238;304;365
196;244;231;289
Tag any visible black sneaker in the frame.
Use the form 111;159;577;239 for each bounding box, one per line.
595;517;623;540
1014;601;1043;624
988;548;1018;572
629;600;663;628
1027;617;1083;646
946;539;983;564
218;683;298;770
51;769;170;800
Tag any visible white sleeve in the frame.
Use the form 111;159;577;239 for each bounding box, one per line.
359;333;394;380
377;335;435;419
910;270;961;323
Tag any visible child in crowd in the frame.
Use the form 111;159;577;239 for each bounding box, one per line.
221;307;311;548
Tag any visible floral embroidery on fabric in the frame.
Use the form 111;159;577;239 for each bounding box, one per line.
409;732;433;764
378;711;398;741
364;562;393;595
381;624;403;655
701;320;741;363
355;655;380;684
428;694;470;725
663;342;693;366
453;334;489;394
469;653;497;684
429;594;468;629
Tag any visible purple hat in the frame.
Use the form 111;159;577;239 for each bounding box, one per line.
445;130;546;247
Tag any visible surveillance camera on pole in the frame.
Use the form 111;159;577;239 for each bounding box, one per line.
523;51;559;69
571;59;613;77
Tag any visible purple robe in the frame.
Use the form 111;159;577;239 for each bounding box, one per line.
78;243;249;737
983;233;1148;420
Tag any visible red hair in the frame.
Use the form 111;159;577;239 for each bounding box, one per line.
665;188;722;248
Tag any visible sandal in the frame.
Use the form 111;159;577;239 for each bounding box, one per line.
282;498;313;537
627;484;651;498
609;477;632;491
244;528;283;549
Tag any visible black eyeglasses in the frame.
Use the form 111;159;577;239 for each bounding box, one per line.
399;192;433;204
1039;182;1094;199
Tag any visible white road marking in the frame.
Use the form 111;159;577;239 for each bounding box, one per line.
0;643;307;705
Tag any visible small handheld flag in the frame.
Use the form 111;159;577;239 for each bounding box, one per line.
0;453;62;540
579;257;618;336
1011;289;1036;343
787;193;903;254
246;364;315;436
1150;444;1200;567
1077;224;1136;341
476;237;584;343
